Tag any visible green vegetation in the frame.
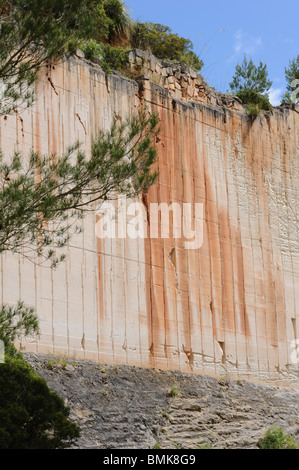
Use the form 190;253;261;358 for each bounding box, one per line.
47;357;70;369
47;359;57;369
0;0;204;113
0;0;292;114
195;443;213;449
0;0;100;114
0;2;161;264
0;305;80;449
0;0;134;112
0;2;160;449
246;103;263;119
0;302;39;350
171;442;182;449
80;40;129;75
82;18;204;74
169;384;179;398
131;22;203;71
229;55;272;115
282;55;299;104
91;0;132;45
0;110;159;266
152;442;162;449
258;427;299;450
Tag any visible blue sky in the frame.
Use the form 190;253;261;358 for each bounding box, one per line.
125;0;298;105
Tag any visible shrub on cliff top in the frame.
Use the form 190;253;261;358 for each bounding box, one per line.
130;22;203;71
80;39;129;74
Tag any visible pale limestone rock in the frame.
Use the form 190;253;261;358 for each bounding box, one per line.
128;52;135;63
76;49;85;59
155;63;162;74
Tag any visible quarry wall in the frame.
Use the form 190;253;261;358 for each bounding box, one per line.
0;55;298;385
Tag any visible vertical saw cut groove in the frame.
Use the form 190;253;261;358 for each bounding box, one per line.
292;318;297;340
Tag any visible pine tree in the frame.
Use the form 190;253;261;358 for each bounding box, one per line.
229;55;273;112
0;303;80;449
0;352;80;449
0;0;101;114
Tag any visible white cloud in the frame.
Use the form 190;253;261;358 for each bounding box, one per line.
234;30;243;55
283;38;294;45
232;29;262;60
269;88;283;106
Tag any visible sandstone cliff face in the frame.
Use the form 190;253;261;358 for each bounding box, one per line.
0;56;298;385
